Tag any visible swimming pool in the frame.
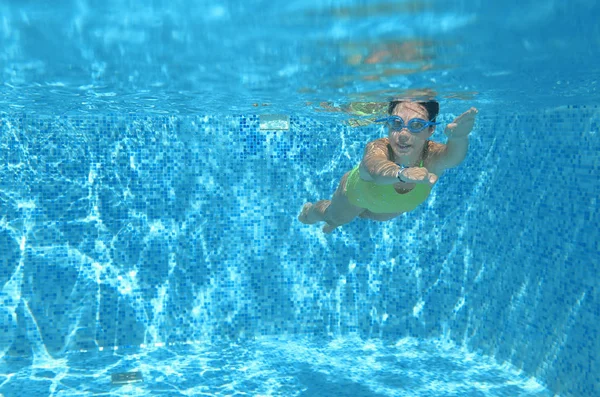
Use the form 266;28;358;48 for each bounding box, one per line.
0;1;598;396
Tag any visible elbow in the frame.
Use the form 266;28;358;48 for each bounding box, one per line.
358;164;376;181
358;166;371;180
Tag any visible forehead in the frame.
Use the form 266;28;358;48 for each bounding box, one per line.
392;102;428;119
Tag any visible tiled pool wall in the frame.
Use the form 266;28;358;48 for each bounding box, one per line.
0;106;598;397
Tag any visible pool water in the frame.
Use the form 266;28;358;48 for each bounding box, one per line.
1;0;598;117
1;1;599;397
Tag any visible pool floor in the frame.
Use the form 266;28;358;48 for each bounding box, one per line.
0;335;553;396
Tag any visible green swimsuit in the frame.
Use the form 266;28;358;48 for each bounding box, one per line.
345;160;432;214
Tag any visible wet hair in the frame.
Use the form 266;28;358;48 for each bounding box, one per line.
388;100;440;122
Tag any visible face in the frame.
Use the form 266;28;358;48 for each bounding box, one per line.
388;102;435;158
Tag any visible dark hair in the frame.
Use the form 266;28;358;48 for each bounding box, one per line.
388;100;440;122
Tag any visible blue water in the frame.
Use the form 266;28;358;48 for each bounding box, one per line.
1;1;599;397
1;0;598;117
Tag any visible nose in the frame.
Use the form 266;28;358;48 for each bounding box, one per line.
393;128;412;138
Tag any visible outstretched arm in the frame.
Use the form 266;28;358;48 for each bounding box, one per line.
437;107;478;169
359;139;437;186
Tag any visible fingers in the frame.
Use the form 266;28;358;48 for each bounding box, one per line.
404;168;438;186
401;167;438;186
462;108;478;117
454;108;478;123
428;172;438;186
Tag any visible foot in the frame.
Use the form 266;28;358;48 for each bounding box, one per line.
298;203;326;224
298;203;312;224
322;223;338;234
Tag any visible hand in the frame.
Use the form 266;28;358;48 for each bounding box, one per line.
399;167;438;186
444;107;478;139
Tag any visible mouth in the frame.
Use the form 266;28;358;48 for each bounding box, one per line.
397;143;412;151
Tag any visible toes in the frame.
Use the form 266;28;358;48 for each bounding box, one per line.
322;223;337;234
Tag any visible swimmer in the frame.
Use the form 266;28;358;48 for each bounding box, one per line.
299;99;478;233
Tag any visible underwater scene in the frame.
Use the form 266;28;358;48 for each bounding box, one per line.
0;0;599;396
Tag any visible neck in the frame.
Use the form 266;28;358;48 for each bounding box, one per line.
395;154;418;166
394;147;424;167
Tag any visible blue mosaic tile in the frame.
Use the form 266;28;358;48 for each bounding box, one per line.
0;108;598;396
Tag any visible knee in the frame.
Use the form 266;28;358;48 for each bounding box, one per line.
323;211;342;227
324;208;360;227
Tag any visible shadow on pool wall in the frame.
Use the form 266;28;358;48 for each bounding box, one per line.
0;106;598;397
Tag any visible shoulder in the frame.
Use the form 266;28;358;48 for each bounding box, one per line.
359;138;393;181
364;137;392;155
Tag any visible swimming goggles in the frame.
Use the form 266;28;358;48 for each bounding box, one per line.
374;116;441;133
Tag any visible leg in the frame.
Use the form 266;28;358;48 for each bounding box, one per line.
359;210;402;222
299;172;366;233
